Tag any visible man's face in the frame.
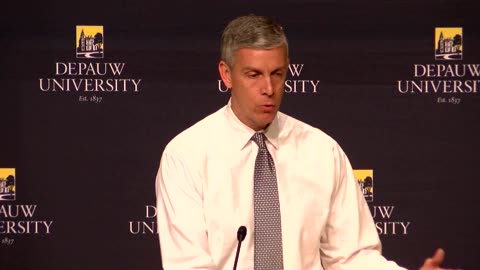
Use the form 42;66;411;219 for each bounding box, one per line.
219;45;288;131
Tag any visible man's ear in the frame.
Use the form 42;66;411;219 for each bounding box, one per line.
218;60;232;89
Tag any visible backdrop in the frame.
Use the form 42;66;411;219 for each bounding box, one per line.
1;1;479;269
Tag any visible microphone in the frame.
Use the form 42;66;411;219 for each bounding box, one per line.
233;226;247;270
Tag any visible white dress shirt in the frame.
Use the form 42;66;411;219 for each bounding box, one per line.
156;101;406;270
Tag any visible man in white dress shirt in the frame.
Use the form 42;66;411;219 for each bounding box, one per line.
156;14;449;270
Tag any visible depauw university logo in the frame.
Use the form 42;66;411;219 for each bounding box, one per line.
0;168;16;201
76;25;104;59
354;169;373;202
435;27;462;60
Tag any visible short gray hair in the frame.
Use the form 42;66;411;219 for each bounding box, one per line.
220;15;289;67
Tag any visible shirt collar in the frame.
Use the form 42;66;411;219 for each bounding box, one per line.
224;98;280;150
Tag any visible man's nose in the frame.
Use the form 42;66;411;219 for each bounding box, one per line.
261;76;274;96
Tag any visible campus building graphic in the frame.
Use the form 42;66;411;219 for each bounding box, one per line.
435;27;462;60
76;26;104;59
0;168;15;201
354;169;373;202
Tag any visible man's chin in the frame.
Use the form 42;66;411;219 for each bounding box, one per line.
257;115;276;129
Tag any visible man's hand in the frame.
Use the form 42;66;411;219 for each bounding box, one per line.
419;248;461;270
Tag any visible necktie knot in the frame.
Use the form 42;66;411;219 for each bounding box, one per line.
251;133;267;150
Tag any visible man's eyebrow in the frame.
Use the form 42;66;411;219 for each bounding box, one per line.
241;67;262;73
271;67;286;73
240;67;286;73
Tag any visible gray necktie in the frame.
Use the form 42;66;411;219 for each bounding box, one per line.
251;132;284;270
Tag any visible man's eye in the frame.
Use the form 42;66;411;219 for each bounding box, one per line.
247;73;259;78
